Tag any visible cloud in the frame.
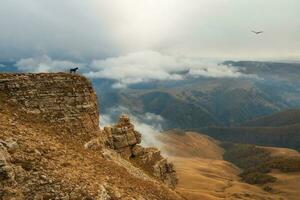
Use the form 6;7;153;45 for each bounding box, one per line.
15;52;257;86
188;65;245;78
84;50;254;87
100;106;164;148
15;55;83;73
0;64;5;68
0;0;299;61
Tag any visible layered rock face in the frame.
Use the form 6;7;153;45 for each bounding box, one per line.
0;73;99;140
0;73;181;199
101;115;178;189
103;115;142;158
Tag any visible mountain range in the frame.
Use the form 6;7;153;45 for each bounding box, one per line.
94;61;300;129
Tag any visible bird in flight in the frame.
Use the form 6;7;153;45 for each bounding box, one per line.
252;30;263;34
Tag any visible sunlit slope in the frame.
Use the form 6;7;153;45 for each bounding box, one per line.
159;131;300;200
159;131;223;159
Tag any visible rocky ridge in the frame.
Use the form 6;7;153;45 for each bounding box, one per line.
87;115;178;188
0;73;182;200
0;73;99;141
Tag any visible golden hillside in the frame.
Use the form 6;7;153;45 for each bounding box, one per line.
159;131;300;200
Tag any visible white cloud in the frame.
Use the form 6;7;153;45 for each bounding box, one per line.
15;55;83;73
0;64;5;68
15;52;257;86
188;65;244;78
85;50;254;87
0;0;299;61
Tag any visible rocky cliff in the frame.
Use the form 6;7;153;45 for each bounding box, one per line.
0;73;182;200
0;73;99;141
91;115;178;189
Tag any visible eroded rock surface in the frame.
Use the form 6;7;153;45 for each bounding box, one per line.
100;115;178;189
0;143;14;182
0;73;99;141
0;73;182;199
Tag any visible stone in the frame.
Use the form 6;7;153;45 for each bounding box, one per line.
98;115;178;189
96;185;110;200
0;143;14;182
132;145;144;157
102;115;142;153
84;138;103;150
0;73;99;141
132;147;178;189
4;138;19;152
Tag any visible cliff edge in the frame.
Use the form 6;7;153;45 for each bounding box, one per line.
0;73;99;141
0;73;182;200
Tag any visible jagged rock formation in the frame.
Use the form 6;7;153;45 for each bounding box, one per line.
99;115;178;188
0;73;99;141
0;73;183;200
103;115;142;158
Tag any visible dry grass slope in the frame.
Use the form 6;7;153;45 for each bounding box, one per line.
159;131;300;200
0;73;184;200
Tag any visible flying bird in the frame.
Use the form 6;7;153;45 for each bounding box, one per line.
252;30;263;34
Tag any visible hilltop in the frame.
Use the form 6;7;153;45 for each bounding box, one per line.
0;73;183;200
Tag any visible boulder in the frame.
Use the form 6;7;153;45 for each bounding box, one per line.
102;115;141;154
0;143;14;182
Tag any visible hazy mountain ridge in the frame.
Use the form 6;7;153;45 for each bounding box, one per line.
243;109;300;127
2;60;300;128
200;108;300;151
224;61;300;81
92;61;300;129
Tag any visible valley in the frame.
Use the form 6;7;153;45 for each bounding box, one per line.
95;61;300;129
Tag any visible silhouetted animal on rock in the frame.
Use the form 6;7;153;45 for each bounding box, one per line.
70;67;79;74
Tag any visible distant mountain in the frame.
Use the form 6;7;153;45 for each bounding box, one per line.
140;91;219;128
200;109;300;151
201;124;300;151
0;61;19;72
224;61;300;82
95;76;299;128
243;109;300;127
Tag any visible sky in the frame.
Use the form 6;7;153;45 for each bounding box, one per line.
1;0;299;84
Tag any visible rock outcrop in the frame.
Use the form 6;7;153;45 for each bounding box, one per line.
0;73;182;199
0;73;99;141
100;115;178;189
103;115;142;158
0;142;14;182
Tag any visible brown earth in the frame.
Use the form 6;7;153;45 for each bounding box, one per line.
0;73;184;200
159;131;300;200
